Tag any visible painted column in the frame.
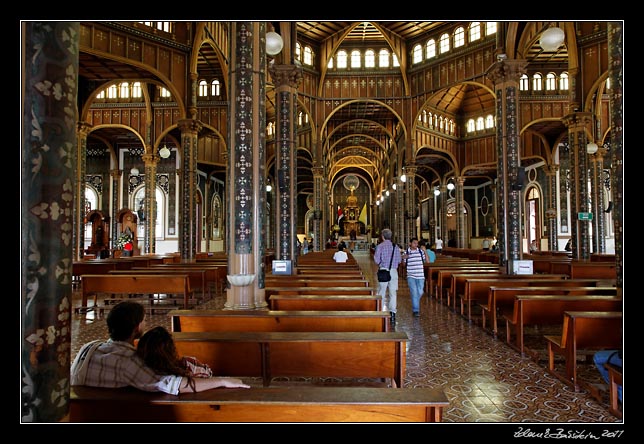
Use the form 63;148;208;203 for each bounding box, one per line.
110;169;120;250
562;112;593;260
312;165;325;252
269;62;302;264
177;119;202;261
141;152;159;254
608;21;623;291
226;22;268;309
456;176;466;248
439;183;448;245
21;21;79;423
75;123;91;260
545;165;559;251
404;166;417;243
486;59;527;272
395;177;404;244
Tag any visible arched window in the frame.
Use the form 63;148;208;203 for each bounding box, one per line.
425;39;436;59
379;49;390;67
327;56;334;69
532;73;543;91
439;33;450;54
107;84;118;99
198;80;208;97
520;74;529;91
476;117;485;131
559;72;569;90
303;46;313;66
485;22;497;35
119;82;130;99
392;53;399;67
485;114;495;129
295;42;301;61
454;27;465;48
467;119;476;133
159;86;171;98
413;44;423;64
350;50;361;68
132;82;142;98
545;72;557;91
337;50;348;69
364;49;375;68
469;22;481;41
211;79;221;97
428;112;434;128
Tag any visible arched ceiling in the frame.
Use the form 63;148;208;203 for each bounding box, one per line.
80;21;571;196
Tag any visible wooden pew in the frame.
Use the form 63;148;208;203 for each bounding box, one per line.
150;263;225;297
457;277;602;322
545;311;622;391
173;331;408;388
436;269;500;305
69;385;449;422
269;294;382;311
425;262;498;297
109;269;209;302
502;295;622;355
264;287;377;303
264;278;369;288
482;284;618;336
78;274;194;313
170;309;391;333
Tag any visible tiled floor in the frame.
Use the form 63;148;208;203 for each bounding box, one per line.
71;251;623;425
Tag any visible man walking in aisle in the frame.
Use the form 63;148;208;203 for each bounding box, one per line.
373;228;403;325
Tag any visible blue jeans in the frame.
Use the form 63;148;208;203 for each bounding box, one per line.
407;277;424;313
593;350;622;402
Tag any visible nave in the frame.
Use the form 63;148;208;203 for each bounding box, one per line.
70;251;621;423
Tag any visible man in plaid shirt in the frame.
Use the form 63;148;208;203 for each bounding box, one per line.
70;301;249;394
373;228;403;325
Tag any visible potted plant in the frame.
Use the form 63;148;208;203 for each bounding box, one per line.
115;232;134;257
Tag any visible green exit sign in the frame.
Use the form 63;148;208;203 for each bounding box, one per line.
578;212;593;221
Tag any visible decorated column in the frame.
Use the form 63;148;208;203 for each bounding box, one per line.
486;59;527;272
177;119;202;261
562;112;593;260
545;164;559;250
269;46;302;263
456;176;466;248
312;165;325;251
21;21;79;423
141;151;159;254
225;22;268;309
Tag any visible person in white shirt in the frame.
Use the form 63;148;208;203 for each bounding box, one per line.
434;237;443;254
333;244;349;263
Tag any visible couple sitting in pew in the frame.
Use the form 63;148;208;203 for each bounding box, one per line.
70;301;249;394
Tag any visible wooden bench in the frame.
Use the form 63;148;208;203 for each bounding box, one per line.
502;295;622;355
69;385;449;422
264;287;377;302
78;274;194;313
545;311;622;391
173;330;408;388
170;309;391;333
436;269;500;304
265;278;369;288
482;285;618;336
425;262;498;297
447;273;568;309
150;263;225;297
110;268;209;301
458;277;602;322
269;294;382;311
